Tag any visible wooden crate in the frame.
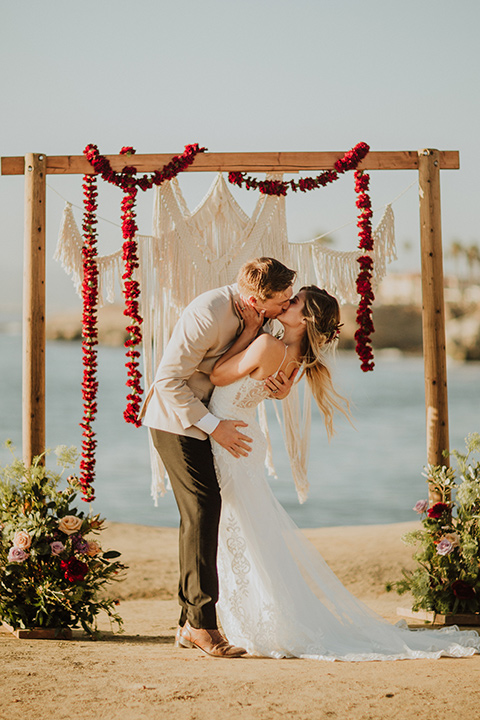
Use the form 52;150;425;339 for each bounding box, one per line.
2;622;72;639
397;607;480;626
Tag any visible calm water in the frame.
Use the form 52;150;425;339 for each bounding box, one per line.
1;329;479;528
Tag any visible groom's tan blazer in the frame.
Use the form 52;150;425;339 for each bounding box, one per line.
141;283;251;440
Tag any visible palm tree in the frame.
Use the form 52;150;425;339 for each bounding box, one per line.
449;239;464;277
466;243;480;283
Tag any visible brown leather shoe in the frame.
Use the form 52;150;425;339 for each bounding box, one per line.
174;626;187;648
178;622;246;657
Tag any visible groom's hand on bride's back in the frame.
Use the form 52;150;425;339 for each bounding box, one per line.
211;420;253;458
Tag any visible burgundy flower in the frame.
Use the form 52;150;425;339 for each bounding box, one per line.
60;557;89;583
427;502;450;519
451;580;476;600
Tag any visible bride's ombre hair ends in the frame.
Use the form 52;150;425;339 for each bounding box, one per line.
237;257;296;300
299;286;351;439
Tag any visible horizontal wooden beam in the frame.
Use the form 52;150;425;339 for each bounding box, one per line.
1;150;460;176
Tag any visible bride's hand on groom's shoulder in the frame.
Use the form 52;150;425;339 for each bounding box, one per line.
235;301;265;336
265;367;299;400
211;419;253;458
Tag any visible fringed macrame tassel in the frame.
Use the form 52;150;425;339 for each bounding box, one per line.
271;382;312;504
54;203;85;297
372;204;396;285
289;203;395;304
96;253;122;306
55;202;123;307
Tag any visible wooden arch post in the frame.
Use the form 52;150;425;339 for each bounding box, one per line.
418;150;450;493
1;148;459;475
23;153;46;465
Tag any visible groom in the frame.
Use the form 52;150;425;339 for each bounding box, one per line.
141;257;297;657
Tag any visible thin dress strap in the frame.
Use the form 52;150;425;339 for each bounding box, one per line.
273;344;288;377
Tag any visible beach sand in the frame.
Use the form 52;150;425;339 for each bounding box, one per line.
1;521;479;720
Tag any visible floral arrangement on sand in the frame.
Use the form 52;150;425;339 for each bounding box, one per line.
0;442;126;637
391;433;480;616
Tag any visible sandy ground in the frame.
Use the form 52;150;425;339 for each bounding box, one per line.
1;521;479;720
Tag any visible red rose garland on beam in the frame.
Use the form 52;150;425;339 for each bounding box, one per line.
228;142;370;195
78;143;206;500
354;170;375;371
79;175;99;501
83;143;206;192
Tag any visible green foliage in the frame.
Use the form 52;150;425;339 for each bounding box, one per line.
0;442;126;637
389;434;480;615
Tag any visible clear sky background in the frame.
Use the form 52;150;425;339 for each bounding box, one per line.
1;0;479;312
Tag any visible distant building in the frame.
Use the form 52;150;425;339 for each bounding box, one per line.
376;272;422;306
377;272;480;306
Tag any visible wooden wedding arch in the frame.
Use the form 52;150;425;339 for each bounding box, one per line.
1;148;458;489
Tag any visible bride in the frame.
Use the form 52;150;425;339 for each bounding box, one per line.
208;285;480;661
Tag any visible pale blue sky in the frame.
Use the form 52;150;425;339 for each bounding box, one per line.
1;0;479;311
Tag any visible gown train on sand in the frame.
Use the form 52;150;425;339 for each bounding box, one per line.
209;375;480;661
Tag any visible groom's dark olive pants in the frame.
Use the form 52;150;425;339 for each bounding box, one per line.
150;428;221;630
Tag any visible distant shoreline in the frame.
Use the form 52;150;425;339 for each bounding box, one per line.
2;301;480;360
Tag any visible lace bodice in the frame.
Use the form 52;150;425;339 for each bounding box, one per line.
209;343;287;420
209;375;270;420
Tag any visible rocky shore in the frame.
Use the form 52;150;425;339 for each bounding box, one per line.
45;302;480;360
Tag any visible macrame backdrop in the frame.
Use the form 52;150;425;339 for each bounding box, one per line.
55;172;396;504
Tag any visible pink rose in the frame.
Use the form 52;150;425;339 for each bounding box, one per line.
50;541;66;556
13;530;32;550
436;538;454;556
413;500;428;514
8;547;28;563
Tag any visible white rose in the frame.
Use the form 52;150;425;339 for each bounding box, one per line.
13;530;32;550
57;515;83;535
444;532;461;548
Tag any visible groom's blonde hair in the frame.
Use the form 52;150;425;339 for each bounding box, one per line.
237;257;296;300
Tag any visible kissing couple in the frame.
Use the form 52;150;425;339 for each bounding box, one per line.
141;257;480;661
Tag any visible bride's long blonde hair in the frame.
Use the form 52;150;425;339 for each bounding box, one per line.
298;285;350;439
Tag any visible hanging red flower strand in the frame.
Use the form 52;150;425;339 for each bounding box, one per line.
79;174;99;501
354;170;375;371
78;143;206;500
117;152;143;426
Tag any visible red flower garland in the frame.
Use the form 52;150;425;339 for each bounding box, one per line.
118;162;143;426
228;142;370;195
84;143;206;192
78;143;206;499
79;174;99;501
354;170;375;371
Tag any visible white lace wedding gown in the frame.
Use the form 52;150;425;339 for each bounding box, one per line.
209;373;480;661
